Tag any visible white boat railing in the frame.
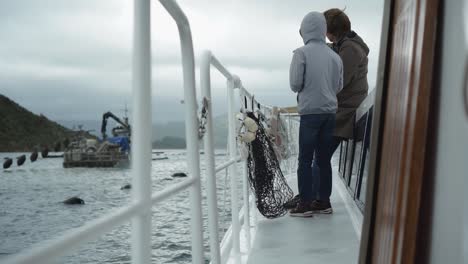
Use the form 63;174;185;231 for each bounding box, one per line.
200;50;259;264
4;1;261;264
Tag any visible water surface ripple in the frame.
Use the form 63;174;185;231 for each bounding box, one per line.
0;150;240;264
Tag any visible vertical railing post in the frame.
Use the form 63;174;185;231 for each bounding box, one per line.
157;1;204;263
251;191;257;226
131;0;152;263
200;51;222;264
227;78;241;263
242;160;251;250
287;115;294;176
239;89;251;251
182;41;205;264
178;17;204;264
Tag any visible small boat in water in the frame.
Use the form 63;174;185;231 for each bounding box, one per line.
63;111;131;168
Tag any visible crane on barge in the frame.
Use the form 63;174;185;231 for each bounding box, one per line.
63;111;131;168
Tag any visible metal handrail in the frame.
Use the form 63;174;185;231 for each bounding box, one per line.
3;176;198;264
215;156;242;173
4;1;203;263
3;203;143;264
5;2;266;264
201;50;252;264
159;1;205;263
151;177;196;204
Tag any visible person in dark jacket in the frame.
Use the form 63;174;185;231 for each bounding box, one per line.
284;8;369;212
324;8;369;140
317;8;369;204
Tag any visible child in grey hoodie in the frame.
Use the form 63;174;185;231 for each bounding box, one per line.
288;11;343;217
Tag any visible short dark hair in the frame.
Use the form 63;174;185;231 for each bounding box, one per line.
323;8;351;40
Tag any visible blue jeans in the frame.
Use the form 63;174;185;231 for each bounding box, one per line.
297;114;335;202
311;137;342;202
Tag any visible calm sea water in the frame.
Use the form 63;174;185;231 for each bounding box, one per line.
0;150;240;264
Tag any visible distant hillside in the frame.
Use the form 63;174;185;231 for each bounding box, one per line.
0;94;75;152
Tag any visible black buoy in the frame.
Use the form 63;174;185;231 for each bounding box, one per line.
120;184;131;190
63;196;85;205
54;142;61;152
30;151;38;162
3;158;12;169
171;172;188;178
16;155;26;166
41;147;49;158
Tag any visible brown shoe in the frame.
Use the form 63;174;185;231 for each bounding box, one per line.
283;194;300;209
310;200;333;214
289;201;314;217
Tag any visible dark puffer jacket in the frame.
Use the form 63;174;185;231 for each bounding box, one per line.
331;31;369;139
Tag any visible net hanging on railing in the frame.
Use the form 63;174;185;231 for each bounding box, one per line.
245;111;293;218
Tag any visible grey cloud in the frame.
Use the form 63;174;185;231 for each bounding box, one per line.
0;0;385;122
0;0;119;19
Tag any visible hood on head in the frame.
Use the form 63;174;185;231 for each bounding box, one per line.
300;12;326;44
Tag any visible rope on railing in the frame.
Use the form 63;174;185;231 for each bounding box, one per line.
198;97;209;139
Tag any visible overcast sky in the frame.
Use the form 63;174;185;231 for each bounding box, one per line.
0;0;384;123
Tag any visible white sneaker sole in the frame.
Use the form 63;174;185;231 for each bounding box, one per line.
312;208;333;214
289;211;314;217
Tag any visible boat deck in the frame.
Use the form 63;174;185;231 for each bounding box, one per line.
243;168;363;264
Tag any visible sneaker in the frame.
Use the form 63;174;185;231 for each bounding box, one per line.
289;201;314;217
310;200;333;214
283;194;300;209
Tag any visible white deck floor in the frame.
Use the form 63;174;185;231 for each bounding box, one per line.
244;169;363;264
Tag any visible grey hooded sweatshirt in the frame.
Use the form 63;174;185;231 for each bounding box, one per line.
289;12;343;115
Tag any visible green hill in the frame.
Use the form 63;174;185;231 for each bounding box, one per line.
0;94;75;152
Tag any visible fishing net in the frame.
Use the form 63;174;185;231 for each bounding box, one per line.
245;111;294;218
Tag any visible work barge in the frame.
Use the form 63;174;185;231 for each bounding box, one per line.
63;111;131;168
